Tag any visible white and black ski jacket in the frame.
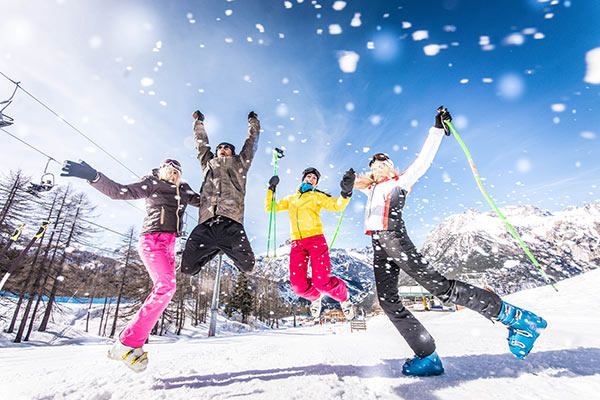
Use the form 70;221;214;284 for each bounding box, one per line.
359;126;445;234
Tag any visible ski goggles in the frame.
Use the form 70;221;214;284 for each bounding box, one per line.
369;153;390;167
160;159;182;174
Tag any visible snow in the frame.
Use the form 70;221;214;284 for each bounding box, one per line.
412;30;428;41
580;131;596;140
2;270;599;399
584;47;600;84
329;24;342;35
337;51;359;73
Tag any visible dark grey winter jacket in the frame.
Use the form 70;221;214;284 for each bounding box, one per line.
193;117;260;225
90;169;201;235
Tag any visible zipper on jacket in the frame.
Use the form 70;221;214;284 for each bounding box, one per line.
176;184;181;234
160;206;165;225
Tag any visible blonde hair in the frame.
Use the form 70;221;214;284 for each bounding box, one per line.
354;166;399;190
159;166;180;185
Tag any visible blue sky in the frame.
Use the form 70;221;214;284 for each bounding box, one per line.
1;0;599;254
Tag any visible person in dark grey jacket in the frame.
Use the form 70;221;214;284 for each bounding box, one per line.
181;110;260;275
61;158;201;373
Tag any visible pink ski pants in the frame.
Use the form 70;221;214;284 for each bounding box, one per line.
289;234;348;302
120;232;177;348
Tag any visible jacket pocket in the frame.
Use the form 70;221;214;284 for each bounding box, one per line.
160;206;165;225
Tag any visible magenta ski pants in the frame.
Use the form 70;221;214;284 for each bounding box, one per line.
120;232;177;348
289;234;348;302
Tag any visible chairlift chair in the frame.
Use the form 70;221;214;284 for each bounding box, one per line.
26;158;55;195
0;82;19;128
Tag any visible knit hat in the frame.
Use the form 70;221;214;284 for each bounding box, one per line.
301;167;321;183
217;142;236;155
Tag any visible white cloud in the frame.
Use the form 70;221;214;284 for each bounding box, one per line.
337;51;359;73
351;13;361;27
393;85;402;94
402;21;412;29
256;24;265;33
584;47;600;84
551;103;566;112
284;1;293;9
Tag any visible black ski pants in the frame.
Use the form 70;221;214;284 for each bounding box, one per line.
371;229;503;358
181;216;255;275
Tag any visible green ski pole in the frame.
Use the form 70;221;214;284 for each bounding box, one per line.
444;118;558;292
267;148;284;259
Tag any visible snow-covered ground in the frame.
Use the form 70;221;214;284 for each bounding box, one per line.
2;269;600;399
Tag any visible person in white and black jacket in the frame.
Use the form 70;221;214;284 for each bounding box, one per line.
354;107;547;377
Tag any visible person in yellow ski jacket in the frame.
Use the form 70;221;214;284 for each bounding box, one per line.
265;167;356;319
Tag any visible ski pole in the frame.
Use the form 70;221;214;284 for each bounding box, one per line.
328;210;344;250
0;220;50;291
266;148;284;259
444;120;558;292
0;223;25;260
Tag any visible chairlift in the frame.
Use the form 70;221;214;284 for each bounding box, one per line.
0;82;19;128
26;158;55;195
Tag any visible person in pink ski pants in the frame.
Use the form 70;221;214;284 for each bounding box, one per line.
61;158;201;372
265;167;357;320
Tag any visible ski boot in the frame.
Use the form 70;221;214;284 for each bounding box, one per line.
402;351;444;377
108;340;149;373
340;298;355;320
496;302;547;359
310;295;323;319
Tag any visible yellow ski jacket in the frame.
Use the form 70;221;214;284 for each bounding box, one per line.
265;189;350;240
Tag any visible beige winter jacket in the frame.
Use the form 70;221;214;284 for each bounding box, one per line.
193;117;260;225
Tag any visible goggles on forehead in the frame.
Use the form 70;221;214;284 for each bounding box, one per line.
160;159;182;173
217;144;232;150
369;153;390;167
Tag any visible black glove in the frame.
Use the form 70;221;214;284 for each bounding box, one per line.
340;168;356;198
193;110;204;121
435;106;452;136
268;175;280;191
60;160;98;182
248;111;258;120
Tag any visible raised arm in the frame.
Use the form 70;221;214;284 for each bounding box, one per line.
192;110;214;169
239;111;261;169
399;108;451;189
91;173;152;200
61;160;151;200
320;193;350;212
265;190;290;212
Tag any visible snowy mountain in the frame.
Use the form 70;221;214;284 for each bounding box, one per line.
219;203;599;307
421;203;600;293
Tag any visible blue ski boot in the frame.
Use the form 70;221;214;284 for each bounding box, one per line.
401;351;444;377
496;302;547;359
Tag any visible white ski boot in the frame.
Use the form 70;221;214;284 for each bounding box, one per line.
340;298;355;320
310;295;323;319
108;340;149;373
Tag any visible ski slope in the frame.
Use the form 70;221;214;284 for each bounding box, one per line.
2;269;599;400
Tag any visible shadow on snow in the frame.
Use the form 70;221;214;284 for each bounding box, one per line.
152;347;600;398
